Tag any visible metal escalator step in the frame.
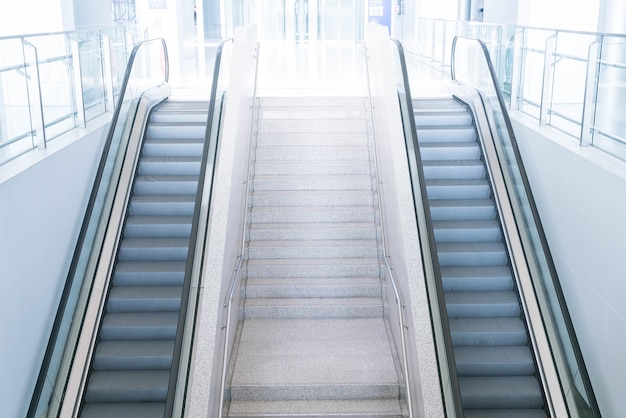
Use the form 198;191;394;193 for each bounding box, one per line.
80;402;165;418
146;122;206;140
412;98;468;112
107;286;182;313
415;125;476;143
464;409;547;418
454;345;536;376
425;178;491;200
113;261;186;286
99;312;178;340
423;160;486;180
92;340;174;371
441;266;513;292
141;138;204;157
450;317;528;346
429;199;496;221
445;291;521;318
459;376;544;409
128;194;196;216
84;370;170;403
418;141;481;160
138;156;202;176
413;111;473;126
133;175;199;195
124;215;193;238
437;242;508;266
433;219;501;242
118;237;190;261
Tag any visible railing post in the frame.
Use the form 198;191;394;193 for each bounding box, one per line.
101;33;115;113
540;33;557;126
70;35;86;128
581;37;601;146
22;39;47;150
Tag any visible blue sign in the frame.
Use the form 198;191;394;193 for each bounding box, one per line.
368;0;392;33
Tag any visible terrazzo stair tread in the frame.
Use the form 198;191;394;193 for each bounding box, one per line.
413;110;473;126
141;138;204;157
422;159;486;179
449;317;528;346
445;291;521;318
260;96;367;107
251;206;376;224
428;198;496;220
137;156;202;175
433;219;502;242
463;409;547;418
458;376;544;409
415;125;476;142
230;384;400;403
113;261;186;286
253;175;373;191
418;141;482;160
84;370;170;403
80;402;166;418
454;345;536;376
244;277;382;298
92;340;174;370
257;120;367;134
440;266;513;291
246;258;381;279
425;178;491;200
247;239;378;259
256;133;368;147
133;175;199;195
244;297;384;319
255;146;370;161
117;237;190;261
99;312;179;340
106;286;182;313
249;222;377;241
259;107;367;120
227;399;403;418
124;215;193;238
254;160;371;175
252;190;374;207
128;194;196;216
146;121;206;139
436;241;508;266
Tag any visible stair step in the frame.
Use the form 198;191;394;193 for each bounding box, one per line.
100;312;178;340
128;194;196;216
454;345;536;376
445;291;521;318
433;219;501;242
141;138;203;157
423;160;486;179
253;175;373;191
227;399;403;417
137;156;202;176
92;340;174;370
113;261;186;286
248;239;378;259
80;402;166;418
133;175;198;195
256;132;368;147
249;222;377;241
450;317;528;346
415;126;476;142
260;96;366;107
244;297;384;319
124;215;193;238
437;242;508;266
251;206;376;224
425;178;491;200
255;146;369;162
419;142;481;160
118;237;189;261
458;376;544;409
259;108;367;120
252;190;374;207
246;258;380;279
146;122;206;139
230;384;399;403
84;370;170;403
106;286;182;313
258;120;366;134
441;266;513;292
254;160;371;176
245;277;381;298
429;199;496;221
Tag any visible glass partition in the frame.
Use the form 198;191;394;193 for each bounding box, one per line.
27;38;169;418
451;36;601;418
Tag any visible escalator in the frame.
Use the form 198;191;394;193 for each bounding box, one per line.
80;100;208;417
413;97;546;417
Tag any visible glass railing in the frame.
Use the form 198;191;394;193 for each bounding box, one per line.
0;25;140;166
27;37;169;418
403;18;626;162
451;35;601;418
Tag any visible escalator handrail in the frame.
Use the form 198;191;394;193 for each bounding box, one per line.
450;35;601;417
164;38;232;417
390;38;465;418
27;38;169;417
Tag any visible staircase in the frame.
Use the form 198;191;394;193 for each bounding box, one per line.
225;97;406;417
80;100;208;417
413;98;547;417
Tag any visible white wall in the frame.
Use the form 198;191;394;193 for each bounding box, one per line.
516;0;600;31
0;0;75;36
512;114;626;417
0;122;107;418
483;0;518;25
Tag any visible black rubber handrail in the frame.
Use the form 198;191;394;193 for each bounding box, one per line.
390;39;465;418
450;35;601;417
27;37;169;418
164;38;232;417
